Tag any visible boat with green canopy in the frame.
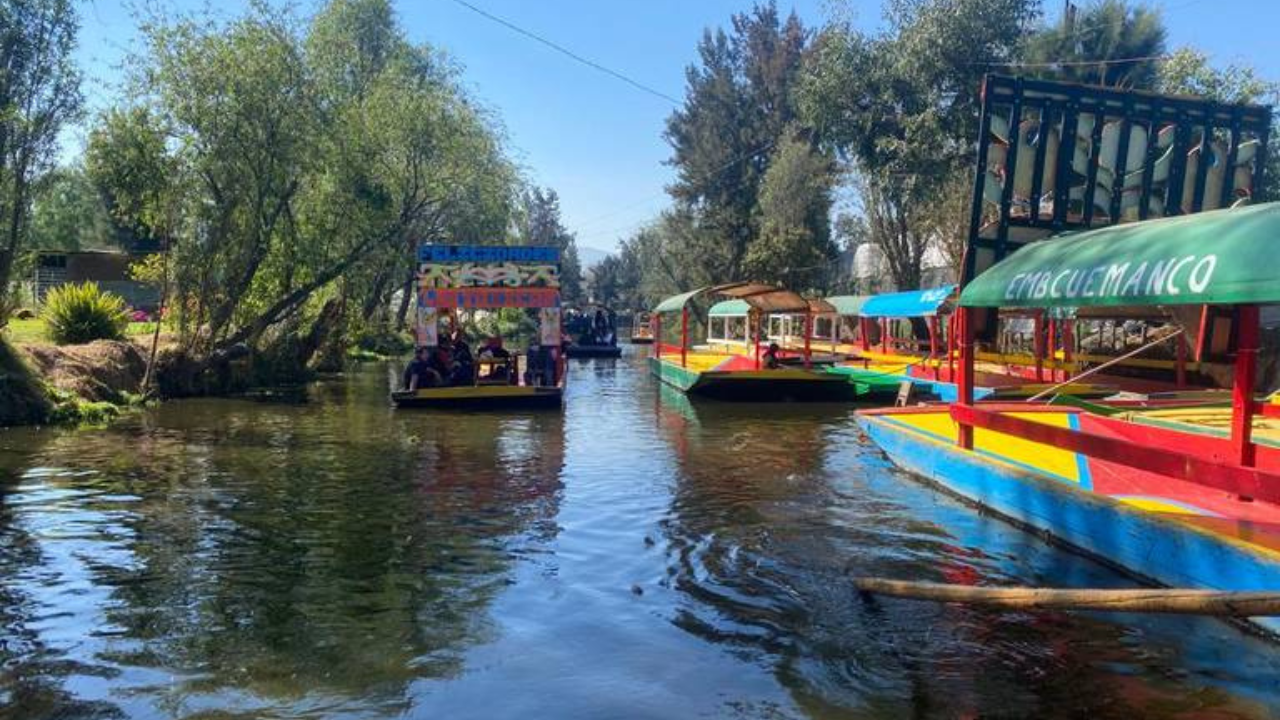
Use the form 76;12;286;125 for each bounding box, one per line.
648;283;876;401
861;200;1280;634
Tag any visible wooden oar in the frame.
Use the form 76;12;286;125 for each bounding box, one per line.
854;578;1280;616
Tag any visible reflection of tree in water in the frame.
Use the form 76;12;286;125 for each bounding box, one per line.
650;391;1274;719
0;376;564;718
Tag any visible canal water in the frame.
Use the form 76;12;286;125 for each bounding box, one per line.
2;348;1279;719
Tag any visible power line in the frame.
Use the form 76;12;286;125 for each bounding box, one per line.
446;0;682;106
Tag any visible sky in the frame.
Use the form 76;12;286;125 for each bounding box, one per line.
71;0;1280;255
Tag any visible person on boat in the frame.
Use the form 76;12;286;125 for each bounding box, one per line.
593;309;609;345
764;342;783;370
404;347;442;390
480;335;512;382
450;333;475;386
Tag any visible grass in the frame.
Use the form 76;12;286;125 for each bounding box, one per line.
2;318;157;345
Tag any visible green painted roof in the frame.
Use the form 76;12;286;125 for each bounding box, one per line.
825;295;868;316
961;202;1280;309
708;299;750;316
653;288;706;314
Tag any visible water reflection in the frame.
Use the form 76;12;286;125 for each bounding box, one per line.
0;357;1278;718
650;380;1280;718
0;371;564;718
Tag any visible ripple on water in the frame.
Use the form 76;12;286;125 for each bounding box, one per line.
0;358;1278;719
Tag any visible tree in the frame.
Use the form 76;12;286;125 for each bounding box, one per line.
518;187;582;304
1157;47;1280;203
28;165;115;252
665;2;809;283
1023;0;1166;89
87;0;518;376
799;0;1035;290
744;131;838;291
0;0;83;308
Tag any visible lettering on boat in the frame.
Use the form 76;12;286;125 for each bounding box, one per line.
1003;254;1218;303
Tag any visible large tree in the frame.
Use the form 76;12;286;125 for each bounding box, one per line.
88;0;517;371
664;2;809;283
517;187;582;304
0;0;83;313
800;0;1036;290
1023;0;1166;89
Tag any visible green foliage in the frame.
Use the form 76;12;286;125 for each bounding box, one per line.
746;132;839;290
45;384;123;425
85;0;518;381
517;187;582;303
1023;0;1166;89
464;308;538;348
0;0;84;308
0;339;53;424
28;165;116;251
42;281;130;344
664;2;810;284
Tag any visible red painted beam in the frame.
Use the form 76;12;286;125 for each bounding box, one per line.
1233;305;1260;467
956;307;976;450
950;404;1280;505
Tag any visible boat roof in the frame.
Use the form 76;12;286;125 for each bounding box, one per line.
708;299;750;317
826;295;869;316
860;286;956;318
653;282;833;315
960;202;1280;309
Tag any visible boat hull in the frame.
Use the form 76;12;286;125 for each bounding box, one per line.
858;407;1280;635
649;356;857;402
391;385;563;409
566;344;623;358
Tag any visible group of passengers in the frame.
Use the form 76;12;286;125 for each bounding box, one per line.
403;331;512;390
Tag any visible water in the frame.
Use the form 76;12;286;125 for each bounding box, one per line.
2;348;1279;719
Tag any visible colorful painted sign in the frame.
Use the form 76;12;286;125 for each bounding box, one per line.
416;244;562;309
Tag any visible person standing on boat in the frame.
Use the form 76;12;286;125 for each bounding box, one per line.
764;342;783;370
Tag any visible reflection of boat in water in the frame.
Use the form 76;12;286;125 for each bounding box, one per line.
393;244;566;410
649;283;861;402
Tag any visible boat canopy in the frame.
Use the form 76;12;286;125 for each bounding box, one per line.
708;299;750;317
826;295;868;317
860;286;956;318
961;202;1280;309
653;282;833;315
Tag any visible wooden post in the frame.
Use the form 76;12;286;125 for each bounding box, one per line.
1062;318;1074;381
881;318;889;354
1176;332;1188;388
927;316;940;379
1232;304;1260;468
803;312;812;369
680;306;689;368
754;311;763;370
957;307;975;450
860;318;871;352
947;313;957;382
1033;311;1045;382
1047;317;1058;382
655;314;662;359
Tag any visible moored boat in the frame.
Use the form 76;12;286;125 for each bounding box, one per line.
629;311;655;344
862;202;1280;634
649;283;861;402
565;304;623;358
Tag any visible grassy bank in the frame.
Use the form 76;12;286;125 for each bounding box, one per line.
3;318;158;345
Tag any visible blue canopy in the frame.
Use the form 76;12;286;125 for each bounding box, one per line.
859;285;957;318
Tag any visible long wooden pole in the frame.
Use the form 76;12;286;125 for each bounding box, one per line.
854;578;1280;616
1232;304;1260;468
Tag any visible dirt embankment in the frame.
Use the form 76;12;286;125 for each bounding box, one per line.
20;340;148;404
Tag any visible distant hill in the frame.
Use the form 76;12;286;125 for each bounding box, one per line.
576;246;611;269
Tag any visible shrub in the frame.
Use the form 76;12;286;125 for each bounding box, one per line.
43;282;130;344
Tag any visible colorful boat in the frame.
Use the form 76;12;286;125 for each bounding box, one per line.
649;283;865;401
629;311;655;344
392;244;566;409
861;202;1280;634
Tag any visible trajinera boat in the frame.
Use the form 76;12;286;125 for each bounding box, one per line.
565;305;623;358
392;244;566;409
861;74;1280;634
630;311;655;344
648;282;881;401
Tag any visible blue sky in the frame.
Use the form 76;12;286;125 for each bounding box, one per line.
72;0;1279;253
